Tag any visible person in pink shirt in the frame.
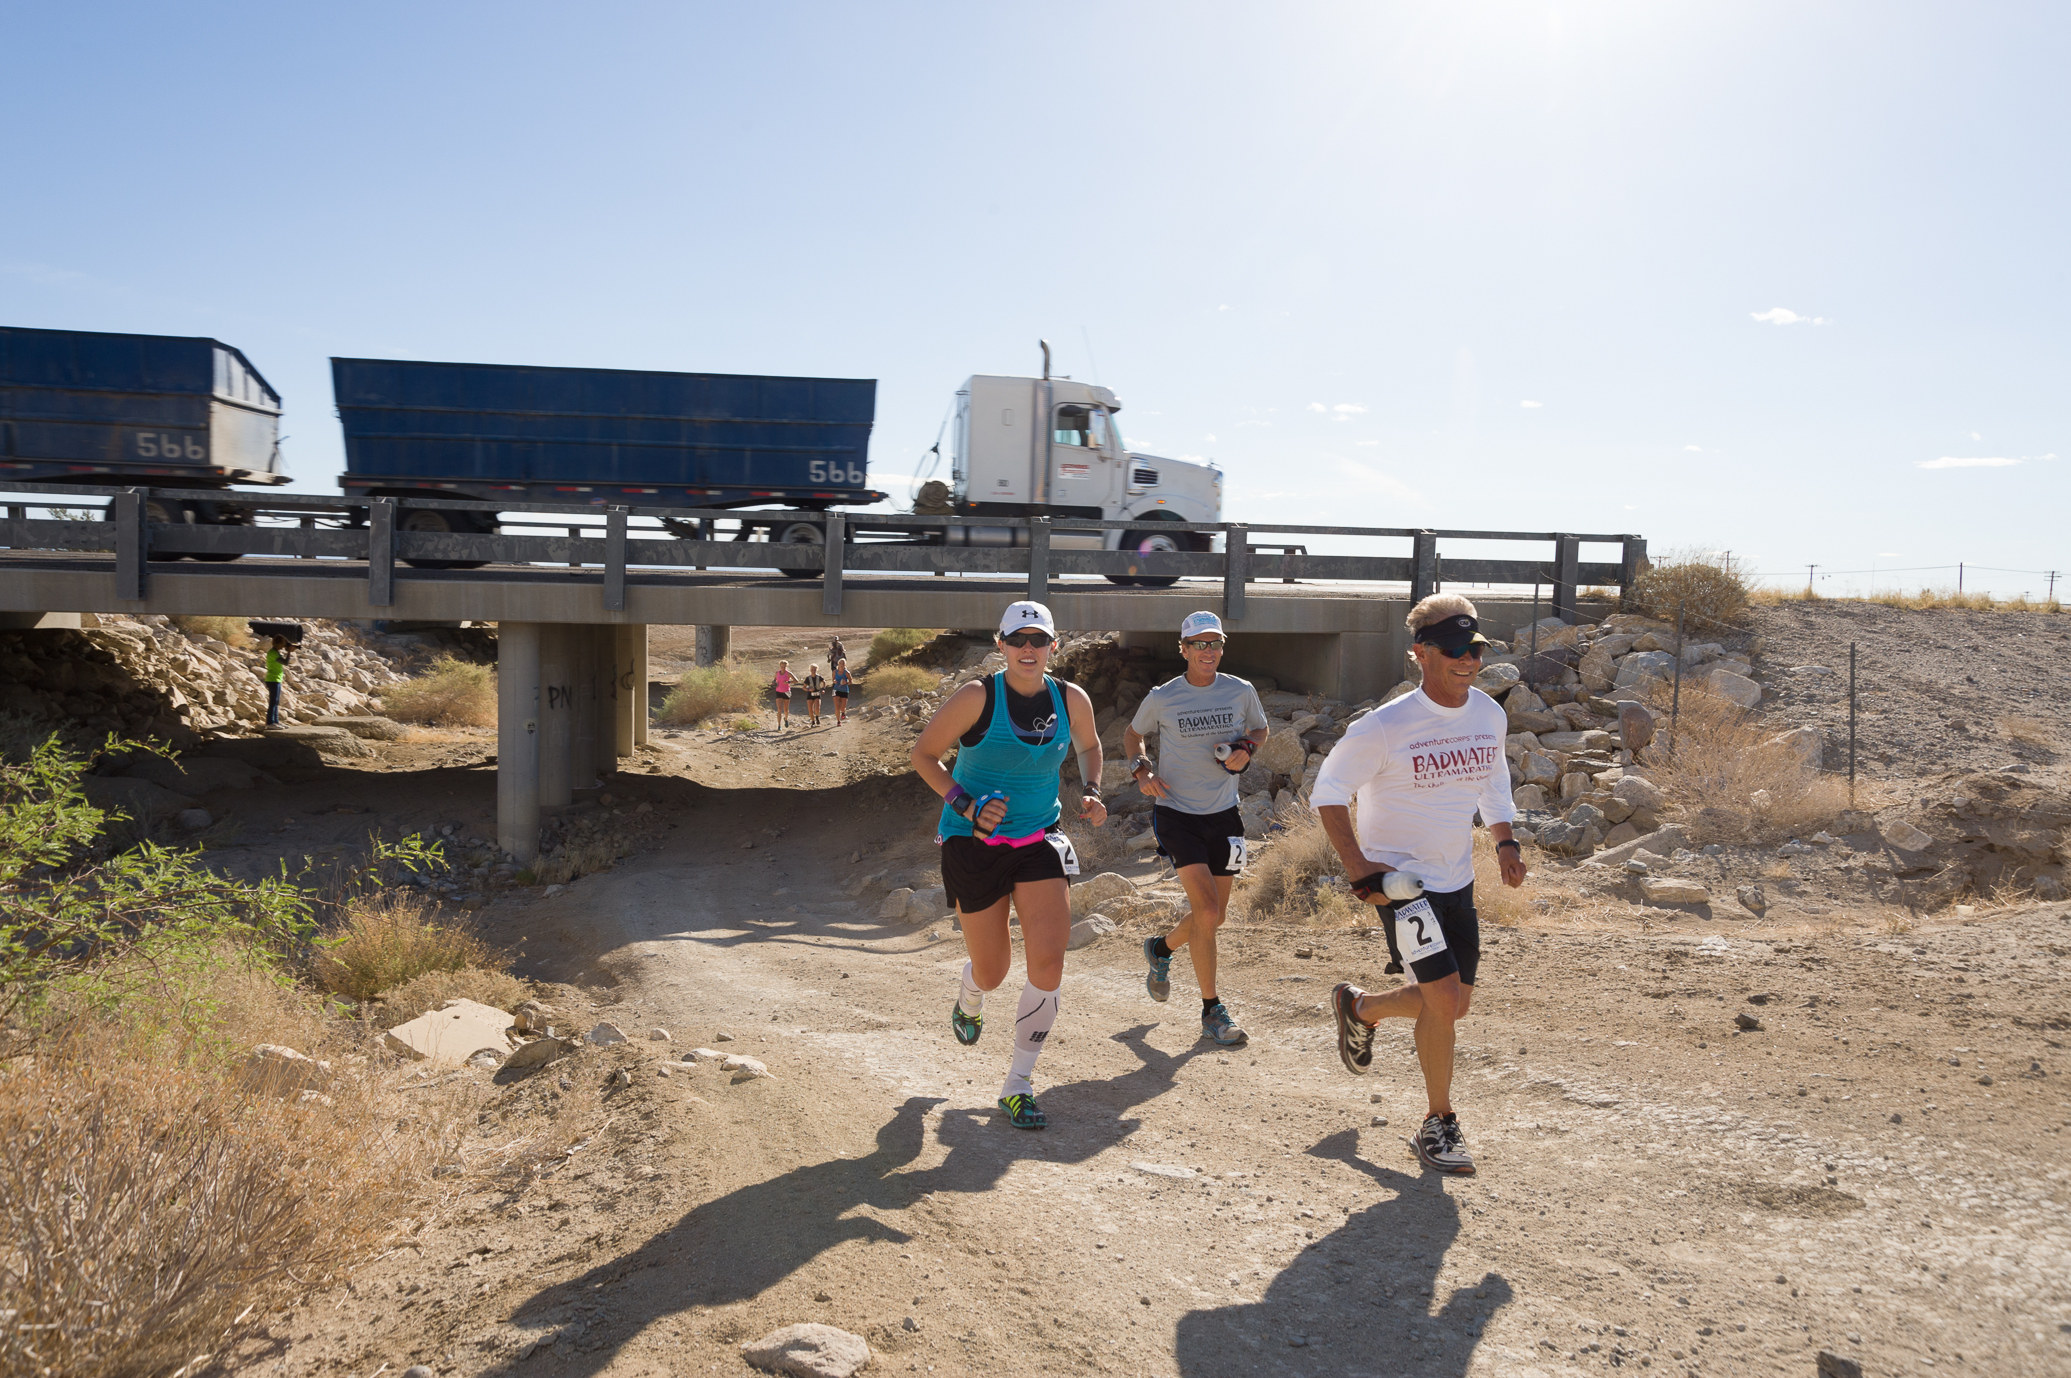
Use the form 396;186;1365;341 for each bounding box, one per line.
771;660;795;730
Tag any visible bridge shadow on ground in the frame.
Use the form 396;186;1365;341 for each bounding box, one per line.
1170;1129;1511;1378
490;1026;1202;1375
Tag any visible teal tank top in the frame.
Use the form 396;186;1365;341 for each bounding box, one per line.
937;674;1071;841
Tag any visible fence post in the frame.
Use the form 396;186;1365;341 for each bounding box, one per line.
1223;523;1248;623
1848;642;1858;805
1552;533;1580;621
822;513;846;616
368;498;395;608
1411;530;1438;602
114;488;148;600
603;507;628;612
1619;536;1647;611
1026;517;1050;603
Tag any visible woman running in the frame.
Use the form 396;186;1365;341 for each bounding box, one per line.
771;660;794;730
909;601;1105;1130
802;664;827;727
831;658;852;725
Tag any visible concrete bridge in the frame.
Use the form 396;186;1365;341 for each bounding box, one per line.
0;484;1644;861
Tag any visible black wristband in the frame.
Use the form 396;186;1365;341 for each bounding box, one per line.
1496;839;1521;854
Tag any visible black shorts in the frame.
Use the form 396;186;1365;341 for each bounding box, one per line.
1381;882;1480;987
834;689;850;699
940;829;1077;914
1152;804;1248;877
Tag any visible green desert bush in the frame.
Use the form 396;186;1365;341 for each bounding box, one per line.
861;664;937;700
308;894;499;1003
866;627;939;667
1628;549;1753;630
379;655;496;727
659;659;764;726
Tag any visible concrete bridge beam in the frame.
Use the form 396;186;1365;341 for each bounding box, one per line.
494;622;541;863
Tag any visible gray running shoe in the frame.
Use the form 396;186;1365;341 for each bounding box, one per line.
1201;1002;1248;1046
1412;1113;1475;1174
1144;937;1172;1002
1331;982;1375;1075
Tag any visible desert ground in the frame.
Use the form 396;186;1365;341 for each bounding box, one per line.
166;603;2069;1378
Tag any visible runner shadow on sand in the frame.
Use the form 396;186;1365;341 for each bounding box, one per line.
492;1027;1201;1374
1171;1129;1512;1377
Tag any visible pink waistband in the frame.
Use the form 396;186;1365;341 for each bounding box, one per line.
982;827;1048;848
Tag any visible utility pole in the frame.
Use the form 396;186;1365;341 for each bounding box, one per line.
1804;563;1819;595
2049;570;2060;601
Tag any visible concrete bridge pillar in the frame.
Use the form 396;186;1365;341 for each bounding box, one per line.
632;624;650;746
572;625;600;789
613;624;642;757
695;624;730;666
590;624;618;775
537;623;573;808
495;622;541;863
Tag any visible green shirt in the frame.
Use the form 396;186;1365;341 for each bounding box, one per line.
264;650;287;684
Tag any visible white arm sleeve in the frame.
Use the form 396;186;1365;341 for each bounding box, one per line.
1310;714;1389;808
1477;745;1518;824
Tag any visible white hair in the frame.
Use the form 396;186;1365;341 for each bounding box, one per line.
1406;593;1478;634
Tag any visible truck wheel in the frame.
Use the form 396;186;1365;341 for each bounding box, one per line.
1114;528;1189;589
775;521;824;579
399;508;492;570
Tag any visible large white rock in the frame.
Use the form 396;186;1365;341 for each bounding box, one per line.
1640;877;1712;905
1614;651;1679;688
1883;820;1935;853
1253;728;1307;777
1471;662;1520;696
260;725;375;758
240;1044;333;1097
1578;645;1617;693
1512;784;1550;811
903;885;948;921
1520;753;1560;786
876;887;916;920
1537;730;1614;753
1706;669;1762;709
722;1054;772;1080
741;1323;872;1378
1072;871;1137;917
1611;774;1665;811
384;999;517;1068
1067;914;1117;950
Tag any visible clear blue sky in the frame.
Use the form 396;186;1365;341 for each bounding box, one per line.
3;2;2064;597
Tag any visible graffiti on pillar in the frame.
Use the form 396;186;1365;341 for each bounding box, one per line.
545;684;573;709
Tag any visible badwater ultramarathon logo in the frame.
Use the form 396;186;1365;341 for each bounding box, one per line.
1409;731;1502;789
1174;709;1239;737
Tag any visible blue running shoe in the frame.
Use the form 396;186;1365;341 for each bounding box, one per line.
951;1001;983;1046
1201;1001;1248;1046
1144;937;1172;1002
998;1092;1046;1130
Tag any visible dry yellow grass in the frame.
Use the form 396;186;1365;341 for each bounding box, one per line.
379;656;496;727
1753;587;2064;613
659;660;765;726
375;966;530;1023
866;627;940;667
310;894;500;1003
1649;684;1852;844
2001;715;2049;746
1236;814;1532;928
1627;549;1753;629
861;664;937;701
167;614;252;648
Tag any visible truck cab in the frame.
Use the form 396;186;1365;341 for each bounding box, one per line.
946;373;1221;581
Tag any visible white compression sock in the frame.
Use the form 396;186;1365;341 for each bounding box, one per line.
1002;980;1060;1099
957;960;985;1017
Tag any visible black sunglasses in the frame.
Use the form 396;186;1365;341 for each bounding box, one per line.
1429;641;1485;660
1182;638;1226;651
1000;631;1054;648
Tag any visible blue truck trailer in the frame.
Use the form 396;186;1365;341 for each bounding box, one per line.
1;326;287;544
331;356;883;539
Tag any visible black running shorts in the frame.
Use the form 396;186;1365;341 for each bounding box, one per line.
1152;804;1248;877
940;829;1076;914
1381;882;1480;987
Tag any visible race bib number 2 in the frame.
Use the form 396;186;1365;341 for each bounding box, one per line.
1393;897;1448;962
1226;836;1248;873
1046;832;1081;876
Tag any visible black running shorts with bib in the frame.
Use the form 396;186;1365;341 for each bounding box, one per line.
941;829;1076;914
1381;882;1481;987
1151;804;1248;877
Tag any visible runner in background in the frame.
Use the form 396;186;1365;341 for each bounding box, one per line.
909;601;1106;1130
831;658;852;725
802;664;827;727
1124;610;1267;1046
771;660;794;731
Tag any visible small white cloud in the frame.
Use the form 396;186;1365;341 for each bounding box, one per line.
1333;403;1367;414
1917;456;2021;469
1218;304;1229;311
1877;552;1901;558
1684;444;1704;452
1354;440;1380;447
1750;307;1831;325
1203;434;1216;442
1519;400;1542;409
1307;402;1327;413
1970;431;1983;441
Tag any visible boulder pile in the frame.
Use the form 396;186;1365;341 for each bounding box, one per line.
1874;768;2070;904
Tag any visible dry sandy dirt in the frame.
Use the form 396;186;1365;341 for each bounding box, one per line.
191;606;2069;1378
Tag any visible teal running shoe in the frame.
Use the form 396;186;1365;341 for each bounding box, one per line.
951;1001;983;1046
998;1092;1046;1130
1144;937;1172;1002
1201;1001;1248;1046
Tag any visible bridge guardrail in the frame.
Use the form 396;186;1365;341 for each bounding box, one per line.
0;480;1644;621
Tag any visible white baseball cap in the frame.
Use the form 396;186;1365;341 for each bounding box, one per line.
998;601;1056;636
1179;610;1225;640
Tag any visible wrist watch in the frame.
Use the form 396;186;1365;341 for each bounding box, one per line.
1131;755;1152;774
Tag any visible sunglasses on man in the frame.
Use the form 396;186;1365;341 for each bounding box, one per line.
1000;631;1054;648
1428;641;1485;660
1182;638;1226;651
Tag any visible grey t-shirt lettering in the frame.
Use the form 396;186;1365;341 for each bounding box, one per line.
1130;672;1269;815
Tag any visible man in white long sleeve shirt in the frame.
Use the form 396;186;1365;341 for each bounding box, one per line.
1311;593;1528;1174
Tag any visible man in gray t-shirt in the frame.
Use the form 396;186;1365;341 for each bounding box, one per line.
1122;611;1270;1046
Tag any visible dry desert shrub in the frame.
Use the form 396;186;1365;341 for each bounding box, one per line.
862;664;937;701
376;966;530;1023
1627;549;1753;629
2000;715;2050;746
867;627;940;667
166;614;252;648
379;655;496;727
659;660;764;726
310;894;499;1003
533;832;633;885
1472;830;1530;928
1650;685;1850;844
1867;587;2063;613
1236;814;1366;926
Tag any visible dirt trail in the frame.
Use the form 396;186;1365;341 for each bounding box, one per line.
244;767;2069;1378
